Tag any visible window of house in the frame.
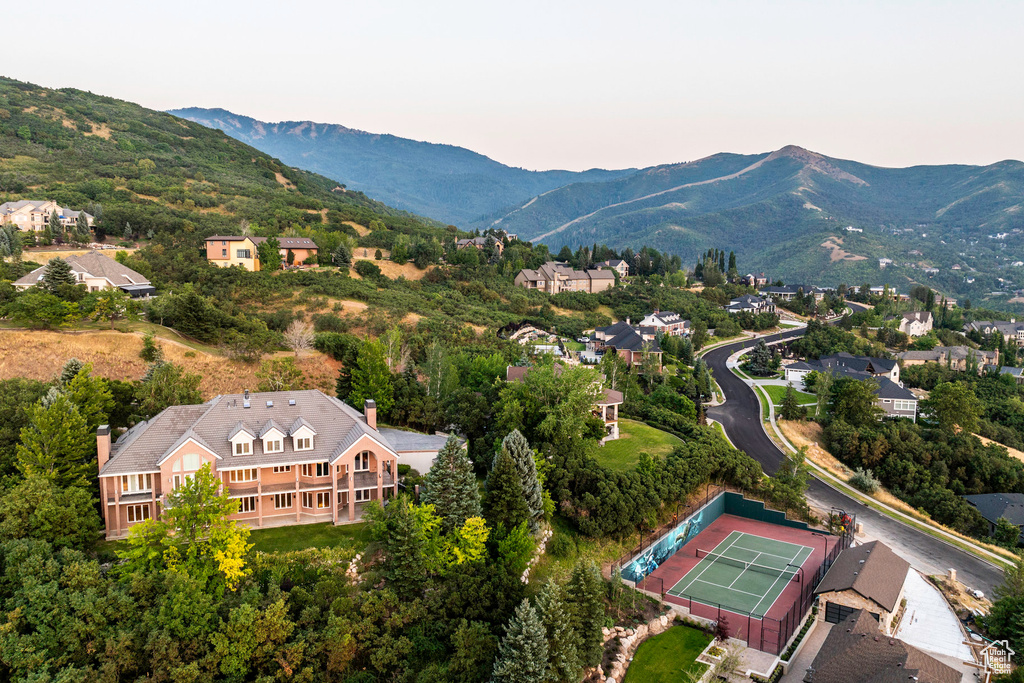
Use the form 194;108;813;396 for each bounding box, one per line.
126;504;150;523
221;249;227;256
316;462;330;477
355;489;370;502
301;492;313;509
300;464;312;477
236;249;251;259
273;465;291;473
274;493;293;509
894;400;915;412
235;441;251;455
238;496;256;513
228;468;257;483
295;436;312;451
354;451;370;472
264;438;283;454
315;492;330;509
221;241;226;246
121;473;153;493
336;463;348;475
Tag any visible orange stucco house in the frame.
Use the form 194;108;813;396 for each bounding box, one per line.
205;235;319;271
97;390;441;539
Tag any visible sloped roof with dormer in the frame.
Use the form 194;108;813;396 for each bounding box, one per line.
100;390;404;476
14;251;150;289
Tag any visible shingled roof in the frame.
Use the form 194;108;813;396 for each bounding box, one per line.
815;541;910;612
14;252;150;289
101;390;397;476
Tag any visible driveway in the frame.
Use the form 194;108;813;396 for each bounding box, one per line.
701;329;1005;597
896;570;975;662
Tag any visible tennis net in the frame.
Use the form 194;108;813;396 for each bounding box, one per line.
695;548;799;581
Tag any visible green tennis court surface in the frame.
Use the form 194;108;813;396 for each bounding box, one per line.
667;531;813;616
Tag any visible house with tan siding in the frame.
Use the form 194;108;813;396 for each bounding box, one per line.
0;199;93;233
205;235;319;271
13;251;154;297
97;390;442;539
514;261;616;294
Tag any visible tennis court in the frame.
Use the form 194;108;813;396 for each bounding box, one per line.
667;530;813;616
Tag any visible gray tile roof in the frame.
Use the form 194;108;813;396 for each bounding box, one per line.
102;390;401;476
964;493;1024;528
14;251;150;288
815;541;910;612
378;428;459;452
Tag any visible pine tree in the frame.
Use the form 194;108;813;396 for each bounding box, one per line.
16;393;92;487
483;448;528;531
566;561;605;668
779;383;805;420
40;258;76;293
491;599;548;683
502;430;543;532
48;210;62;242
333;242;351;267
536;580;582;683
422;435;481;533
76;212;90;241
350;339;395;415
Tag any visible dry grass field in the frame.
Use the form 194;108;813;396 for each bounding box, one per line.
22;246;137;263
0;329;338;398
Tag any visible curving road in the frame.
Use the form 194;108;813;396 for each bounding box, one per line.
702;315;1005;596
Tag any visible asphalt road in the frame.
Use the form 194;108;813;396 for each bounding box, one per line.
703;318;1005;596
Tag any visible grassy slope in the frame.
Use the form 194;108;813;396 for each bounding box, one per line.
248;522;369;553
595;419;684;471
761;384;816;405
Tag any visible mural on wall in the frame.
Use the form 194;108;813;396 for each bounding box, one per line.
621;497;720;583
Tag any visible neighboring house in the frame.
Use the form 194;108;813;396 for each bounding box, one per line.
726;294;776;314
597;259;629;278
638;310;690;336
785;353;915;420
895;311;933;337
759;284;826;301
514;261;616;294
999;366;1024;384
506;365;623;442
13;251;154;298
0;199;93;232
814;541;910;634
964;493;1024;545
896;346;997;373
739;272;769;287
803;609;962;683
96;391;442;539
589;321;662;368
205;235;319;271
964;320;1024;346
456;236;504;255
376;428;462;476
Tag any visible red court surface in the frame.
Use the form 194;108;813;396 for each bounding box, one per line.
637;513;839;654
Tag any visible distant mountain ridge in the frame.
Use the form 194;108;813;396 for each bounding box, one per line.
480;145;1024;299
168;107;635;225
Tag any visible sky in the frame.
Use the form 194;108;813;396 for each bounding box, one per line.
11;0;1024;171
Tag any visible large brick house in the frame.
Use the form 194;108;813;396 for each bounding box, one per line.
0;199;93;233
97;390;443;539
514;261;616;294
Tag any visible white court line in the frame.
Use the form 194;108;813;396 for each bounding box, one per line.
688;578;764;598
750;544;808;616
730;544;797;563
672;531;743;596
727;552;764;589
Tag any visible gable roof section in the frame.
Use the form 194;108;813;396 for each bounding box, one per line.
13;251;150;288
964;493;1024;527
102;390;401;476
805;609;962;683
815;541;910;612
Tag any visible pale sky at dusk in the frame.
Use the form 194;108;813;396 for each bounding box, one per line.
12;0;1024;171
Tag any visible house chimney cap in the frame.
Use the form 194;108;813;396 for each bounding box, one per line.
364;399;377;409
97;424;110;436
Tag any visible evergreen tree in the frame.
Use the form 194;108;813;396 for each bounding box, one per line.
15;393;92;487
779;383;805;420
76;212;90;241
536;580;582;683
491;599;548;683
566;561;605;667
483;448;528;531
502;430;544;532
58;358;86;388
422;435;481;533
40;257;76;293
257;236;282;271
48;210;62;242
727;250;737;278
350;338;395;415
744;339;775;376
364;494;435;601
333;242;351;267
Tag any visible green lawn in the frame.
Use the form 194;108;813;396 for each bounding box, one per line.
248;522;369;553
761;384;816;406
562;340;585;352
623;625;712;683
596;419;684;471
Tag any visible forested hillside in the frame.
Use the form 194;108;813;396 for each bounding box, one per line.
169;107;635;225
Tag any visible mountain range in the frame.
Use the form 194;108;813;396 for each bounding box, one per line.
167;107;634;226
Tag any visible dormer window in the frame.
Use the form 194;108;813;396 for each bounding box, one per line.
265;438;282;453
289;418;317;452
229;422;256;457
296;436;312;451
235;441;251;455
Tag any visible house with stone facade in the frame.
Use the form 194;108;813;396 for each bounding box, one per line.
97;390;444;539
814;541;910;634
514;261;616;294
784;353;916;420
897;346;997;373
589;321;662;368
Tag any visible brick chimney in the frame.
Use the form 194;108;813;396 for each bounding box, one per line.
364;400;377;430
97;425;111;471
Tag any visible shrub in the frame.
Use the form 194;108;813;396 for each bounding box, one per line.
312;313;347;333
849;467;880;494
547;532;576;559
355;260;382;278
